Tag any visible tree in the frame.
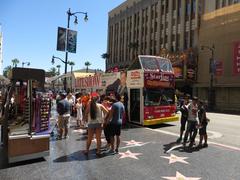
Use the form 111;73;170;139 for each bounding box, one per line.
56;65;61;75
3;65;12;78
11;58;20;67
47;67;58;77
101;53;110;60
68;61;75;73
84;61;91;73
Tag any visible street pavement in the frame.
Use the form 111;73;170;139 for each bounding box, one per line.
0;116;240;180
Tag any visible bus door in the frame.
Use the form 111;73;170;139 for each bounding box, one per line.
130;89;141;123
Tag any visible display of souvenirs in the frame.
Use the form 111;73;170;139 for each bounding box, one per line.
34;93;51;133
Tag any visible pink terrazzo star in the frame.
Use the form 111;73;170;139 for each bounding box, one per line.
162;171;201;180
119;150;142;160
122;140;145;146
160;154;189;164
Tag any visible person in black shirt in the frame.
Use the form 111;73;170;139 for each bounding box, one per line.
176;95;189;143
198;100;209;147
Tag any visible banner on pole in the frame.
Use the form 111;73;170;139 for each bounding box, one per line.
57;27;67;52
233;41;240;75
67;29;77;53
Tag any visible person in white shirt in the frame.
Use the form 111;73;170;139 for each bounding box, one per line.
75;97;83;127
183;96;198;148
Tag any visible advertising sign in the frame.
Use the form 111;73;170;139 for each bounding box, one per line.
67;29;77;53
57;27;67;52
215;60;223;76
75;75;101;89
101;72;120;88
233;41;240;75
144;72;175;88
127;70;144;88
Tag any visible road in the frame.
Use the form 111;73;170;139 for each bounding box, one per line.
157;112;240;148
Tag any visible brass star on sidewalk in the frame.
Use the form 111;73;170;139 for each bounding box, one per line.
162;171;201;180
161;154;189;164
119;150;142;160
123;140;145;146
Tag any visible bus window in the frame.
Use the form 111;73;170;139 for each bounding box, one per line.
144;89;175;106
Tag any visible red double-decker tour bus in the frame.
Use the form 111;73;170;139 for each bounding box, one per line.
127;55;178;126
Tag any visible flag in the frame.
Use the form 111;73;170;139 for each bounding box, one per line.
57;27;67;52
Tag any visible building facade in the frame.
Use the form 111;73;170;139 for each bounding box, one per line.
197;2;240;111
107;0;240;111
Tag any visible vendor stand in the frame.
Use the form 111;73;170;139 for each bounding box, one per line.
1;68;51;163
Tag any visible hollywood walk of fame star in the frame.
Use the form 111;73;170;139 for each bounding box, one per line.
123;140;145;146
161;154;189;164
119;150;142;160
72;129;85;133
162;171;201;180
92;138;107;143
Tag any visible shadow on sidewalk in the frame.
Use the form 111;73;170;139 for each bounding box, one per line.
53;149;115;162
163;141;201;154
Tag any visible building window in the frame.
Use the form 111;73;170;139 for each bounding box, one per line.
216;0;220;9
222;0;226;7
173;0;177;10
166;0;169;13
186;0;190;19
191;0;196;19
184;32;189;49
190;30;194;47
154;21;157;32
161;4;165;15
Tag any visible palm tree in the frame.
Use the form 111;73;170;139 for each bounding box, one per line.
68;61;75;74
47;67;57;76
11;58;20;67
128;42;139;60
68;61;75;92
101;53;110;60
56;65;61;75
84;61;91;73
3;65;12;78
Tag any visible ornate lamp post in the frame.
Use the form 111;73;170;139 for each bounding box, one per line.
201;44;215;111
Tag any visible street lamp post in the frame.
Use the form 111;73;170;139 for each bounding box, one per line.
63;8;88;91
201;45;215;111
52;55;68;90
22;62;30;67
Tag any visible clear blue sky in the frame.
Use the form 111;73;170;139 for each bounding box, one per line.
0;0;125;74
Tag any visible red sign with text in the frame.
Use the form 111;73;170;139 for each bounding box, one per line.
144;72;175;89
233;42;240;75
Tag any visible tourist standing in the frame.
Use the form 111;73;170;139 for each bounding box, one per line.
198;100;209;148
176;95;190;143
56;93;70;140
75;97;83;128
108;93;125;153
183;96;198;147
83;96;109;156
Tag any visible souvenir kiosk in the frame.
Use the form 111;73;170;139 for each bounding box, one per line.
2;68;50;163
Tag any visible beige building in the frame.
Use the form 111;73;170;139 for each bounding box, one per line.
197;2;240;111
107;0;201;70
107;0;240;111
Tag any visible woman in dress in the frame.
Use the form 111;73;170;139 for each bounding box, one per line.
75;97;83;128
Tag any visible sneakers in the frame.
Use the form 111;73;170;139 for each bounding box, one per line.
115;149;119;154
203;143;208;148
176;137;182;143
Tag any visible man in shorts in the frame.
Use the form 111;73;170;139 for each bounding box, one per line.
108;93;125;153
57;93;70;140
